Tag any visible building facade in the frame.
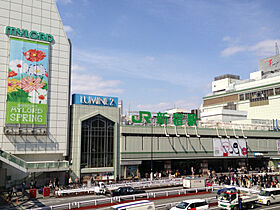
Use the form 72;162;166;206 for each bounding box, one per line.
70;94;120;180
201;55;280;123
0;0;71;186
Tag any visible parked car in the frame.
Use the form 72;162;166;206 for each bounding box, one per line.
170;199;209;210
111;187;145;197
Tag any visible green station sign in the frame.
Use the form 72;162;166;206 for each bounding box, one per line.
132;111;197;126
5;26;54;42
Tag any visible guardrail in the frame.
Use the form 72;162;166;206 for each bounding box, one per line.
55;178;183;197
32;186;214;210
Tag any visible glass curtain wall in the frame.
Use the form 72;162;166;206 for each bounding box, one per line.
81;115;114;168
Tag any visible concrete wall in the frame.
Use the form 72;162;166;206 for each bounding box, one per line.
120;125;280;161
70;104;120;178
0;0;70;159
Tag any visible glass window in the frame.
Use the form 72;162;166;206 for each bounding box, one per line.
245;93;250;100
267;89;274;96
275;87;280;95
239;94;244;101
175;202;189;209
81;115;114;168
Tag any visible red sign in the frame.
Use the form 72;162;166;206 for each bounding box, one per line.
29;189;37;198
43;187;50;197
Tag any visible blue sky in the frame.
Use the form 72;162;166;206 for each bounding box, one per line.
56;0;280;114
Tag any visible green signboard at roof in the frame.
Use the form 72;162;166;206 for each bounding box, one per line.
132;111;197;126
5;26;54;42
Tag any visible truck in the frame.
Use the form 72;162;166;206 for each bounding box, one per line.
218;188;258;210
183;177;206;188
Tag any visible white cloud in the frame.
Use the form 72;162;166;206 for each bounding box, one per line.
221;39;280;57
249;40;280;56
135;97;202;113
71;73;123;96
63;25;73;33
73;49;210;90
221;46;246;57
222;36;231;42
72;64;85;72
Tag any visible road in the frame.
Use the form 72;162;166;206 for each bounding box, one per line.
12;186;186;209
13;185;280;210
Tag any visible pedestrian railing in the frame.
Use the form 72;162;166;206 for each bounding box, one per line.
32;186;214;210
0;149;69;173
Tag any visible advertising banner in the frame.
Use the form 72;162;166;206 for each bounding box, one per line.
6;37;49;125
213;138;247;157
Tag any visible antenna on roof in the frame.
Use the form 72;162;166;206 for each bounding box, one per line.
276;42;279;55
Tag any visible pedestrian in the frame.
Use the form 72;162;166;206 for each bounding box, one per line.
21;182;26;197
12;186;17;197
238;196;242;209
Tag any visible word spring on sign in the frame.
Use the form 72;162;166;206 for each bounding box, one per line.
132;111;197;126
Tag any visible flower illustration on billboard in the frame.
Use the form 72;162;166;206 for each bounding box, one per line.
7;78;20;93
20;76;45;93
8;71;17;77
6;38;49;125
27;65;46;76
28;89;47;104
22;49;46;62
9;59;29;75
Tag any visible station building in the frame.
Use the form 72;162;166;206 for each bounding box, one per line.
69;55;280;181
1;0;280;187
0;0;71;187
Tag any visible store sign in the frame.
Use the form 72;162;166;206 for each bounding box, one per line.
132;111;197;126
6;26;54;42
72;94;118;107
213;138;247;157
259;54;280;72
6;37;49;125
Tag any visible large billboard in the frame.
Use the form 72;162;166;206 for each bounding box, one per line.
6;37;49;125
213;138;247;157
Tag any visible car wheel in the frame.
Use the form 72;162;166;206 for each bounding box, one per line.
267;200;271;206
233;206;239;210
249;203;255;209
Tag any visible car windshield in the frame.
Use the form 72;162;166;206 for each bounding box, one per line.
219;192;230;201
259;190;271;196
175;202;189;209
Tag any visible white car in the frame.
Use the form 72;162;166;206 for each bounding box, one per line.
170;199;209;210
258;188;280;206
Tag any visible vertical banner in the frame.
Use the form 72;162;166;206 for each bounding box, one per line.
6;37;49;125
213;138;247;157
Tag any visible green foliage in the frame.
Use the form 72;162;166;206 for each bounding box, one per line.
42;82;48;90
7;89;30;103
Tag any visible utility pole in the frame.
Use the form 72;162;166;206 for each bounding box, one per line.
150;118;154;181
